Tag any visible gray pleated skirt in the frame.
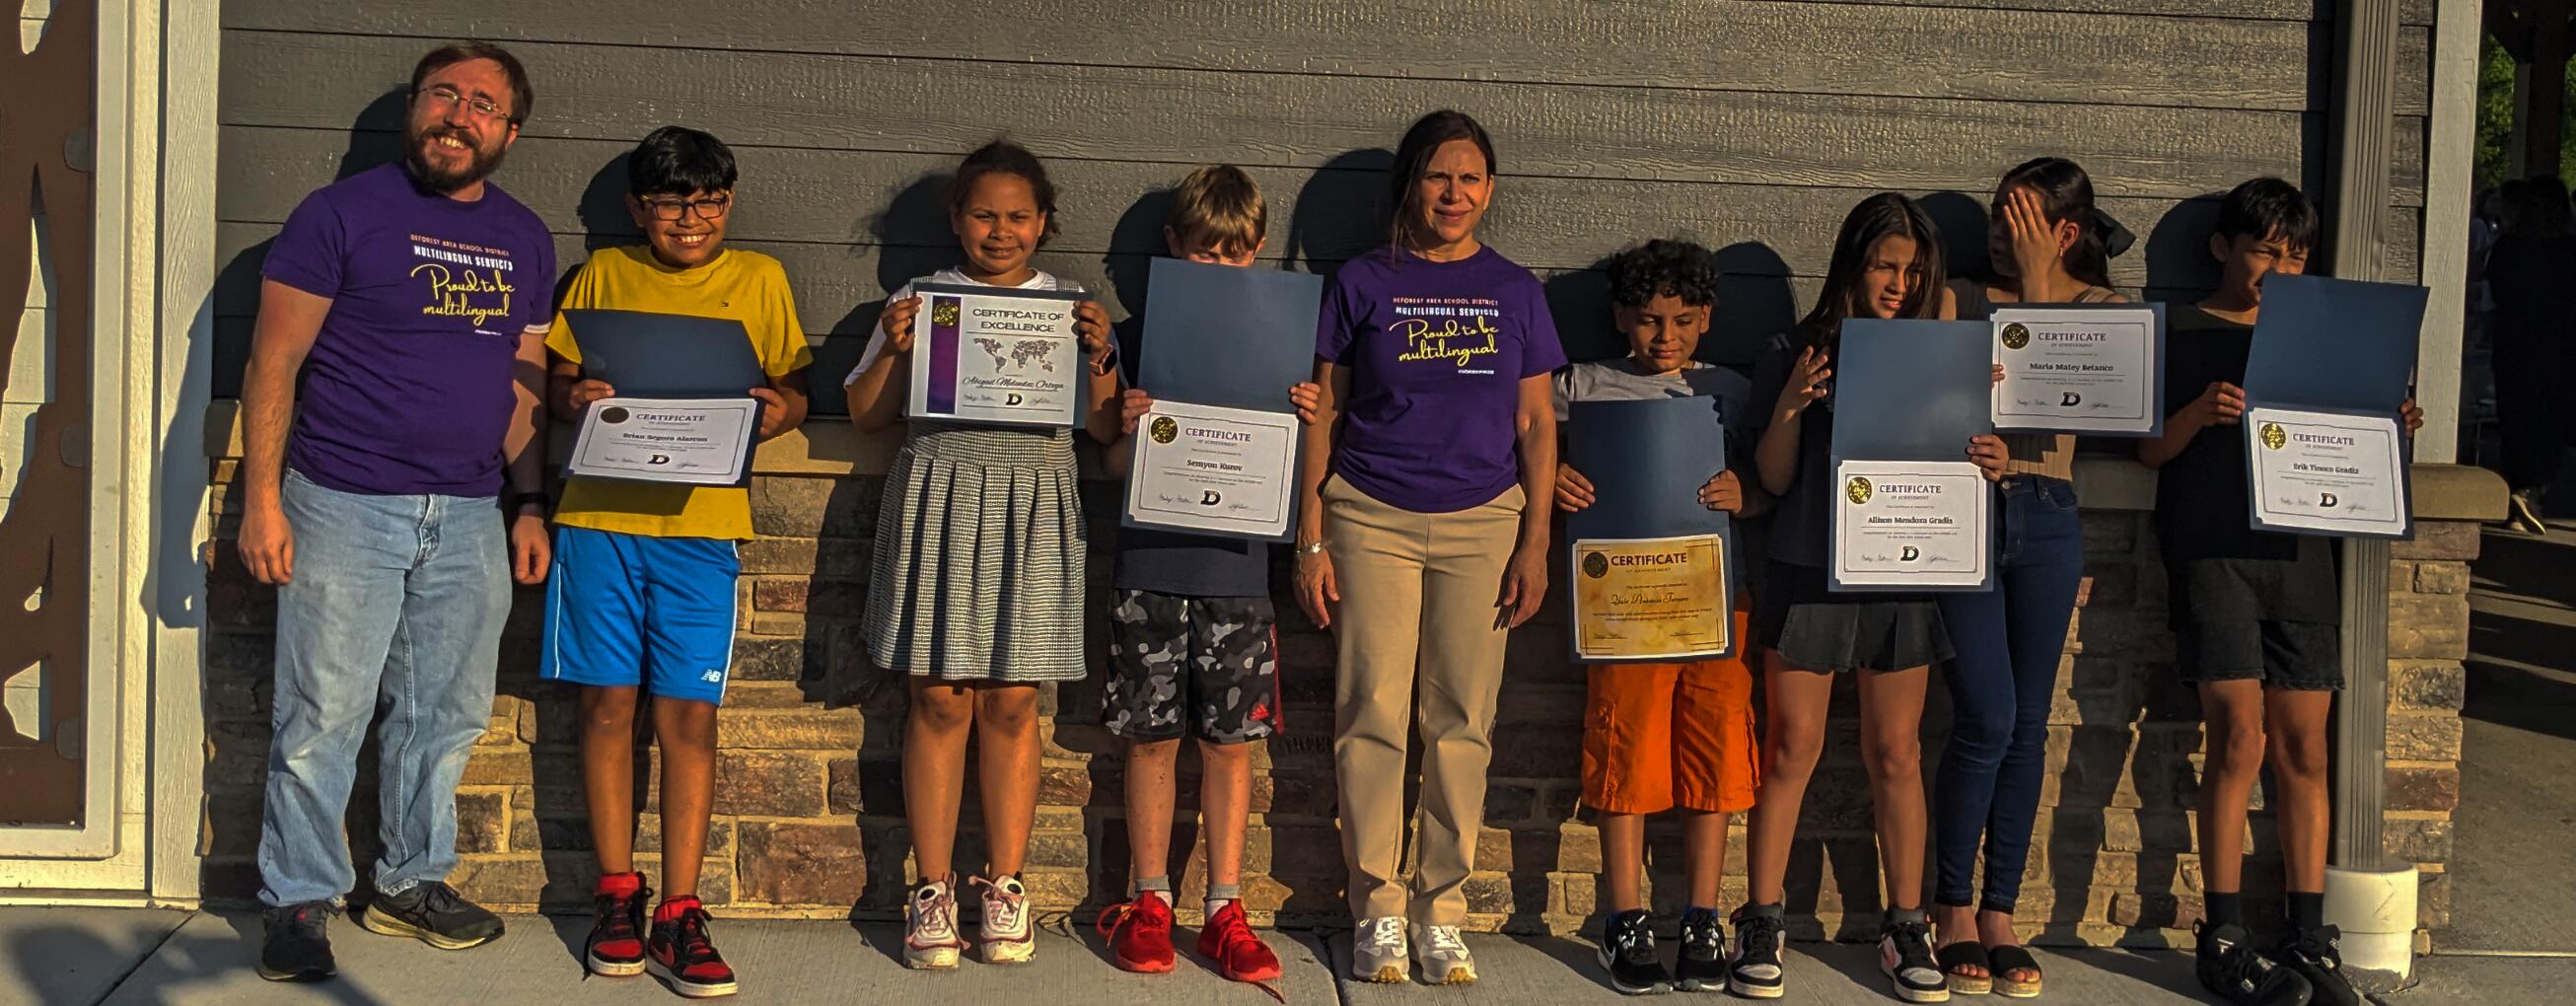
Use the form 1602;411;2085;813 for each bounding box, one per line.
860;420;1088;683
1757;561;1954;674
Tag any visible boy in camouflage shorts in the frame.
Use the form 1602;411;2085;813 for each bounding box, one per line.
1086;166;1317;987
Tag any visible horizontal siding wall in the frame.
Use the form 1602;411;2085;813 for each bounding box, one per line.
215;0;2432;401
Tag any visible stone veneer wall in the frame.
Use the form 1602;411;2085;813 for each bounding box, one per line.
198;435;2489;945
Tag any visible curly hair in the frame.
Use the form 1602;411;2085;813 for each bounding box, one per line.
1606;239;1718;310
947;139;1062;245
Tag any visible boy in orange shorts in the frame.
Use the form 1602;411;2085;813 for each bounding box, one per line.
1552;240;1766;996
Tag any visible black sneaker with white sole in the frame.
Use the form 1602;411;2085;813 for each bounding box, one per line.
2276;925;2358;1006
1727;903;1787;999
1879;908;1952;1003
1674;907;1727;993
359;881;505;950
258;901;338;982
2195;921;2313;1006
1598;909;1672;995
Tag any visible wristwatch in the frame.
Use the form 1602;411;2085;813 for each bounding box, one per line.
1296;539;1327;557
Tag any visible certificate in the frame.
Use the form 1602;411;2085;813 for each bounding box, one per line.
565;396;760;486
1572;535;1731;661
907;283;1083;427
1990;306;2162;436
2245;406;2411;539
1121;399;1300;540
1830;460;1990;589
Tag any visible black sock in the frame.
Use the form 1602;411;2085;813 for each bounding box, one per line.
2205;892;2247;929
2287;892;2326;933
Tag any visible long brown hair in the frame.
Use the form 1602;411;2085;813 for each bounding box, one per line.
1996;156;2123;289
1385;110;1495;250
1795;193;1947;354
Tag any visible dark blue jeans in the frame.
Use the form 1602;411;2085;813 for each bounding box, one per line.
1932;474;2083;912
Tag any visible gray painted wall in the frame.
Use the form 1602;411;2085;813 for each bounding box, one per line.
213;0;2442;409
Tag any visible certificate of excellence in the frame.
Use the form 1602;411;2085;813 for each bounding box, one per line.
1830;460;1990;588
2245;406;2409;538
1571;535;1731;661
566;397;760;486
1990;307;2159;434
907;283;1083;427
1121;399;1300;539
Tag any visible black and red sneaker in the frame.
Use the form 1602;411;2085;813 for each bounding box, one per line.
647;898;739;999
585;873;650;977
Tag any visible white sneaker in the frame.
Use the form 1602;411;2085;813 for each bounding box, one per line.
971;874;1035;964
1411;923;1477;985
903;878;965;970
1351;916;1409;982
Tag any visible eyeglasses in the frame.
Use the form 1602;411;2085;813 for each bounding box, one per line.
640;195;733;221
419;85;509;121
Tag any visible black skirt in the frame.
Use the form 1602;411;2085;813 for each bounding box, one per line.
1756;561;1954;673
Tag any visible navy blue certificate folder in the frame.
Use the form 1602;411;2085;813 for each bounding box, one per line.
1830;319;1993;462
1134;257;1325;412
1565;395;1736;660
558;309;765;398
2242;273;2425;413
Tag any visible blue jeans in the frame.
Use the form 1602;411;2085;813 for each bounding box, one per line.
1932;474;2082;912
257;469;510;907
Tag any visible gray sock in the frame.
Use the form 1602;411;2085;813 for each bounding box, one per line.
1205;882;1243;918
1133;875;1173;898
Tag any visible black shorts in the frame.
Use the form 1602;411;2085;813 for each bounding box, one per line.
1102;590;1283;743
2175;619;2342;691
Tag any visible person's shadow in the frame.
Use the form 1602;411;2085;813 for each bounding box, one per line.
1282;148;1393;278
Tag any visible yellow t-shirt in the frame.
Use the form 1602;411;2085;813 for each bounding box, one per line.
547;246;813;539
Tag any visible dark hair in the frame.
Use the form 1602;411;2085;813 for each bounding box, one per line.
410;41;535;125
1995;157;2128;289
2506;175;2573;239
1386;110;1496;249
626;126;737;197
1606;240;1718;310
2212;177;2320;252
946;139;1061;245
1795;193;1946;352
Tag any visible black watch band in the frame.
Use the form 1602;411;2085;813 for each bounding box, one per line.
508;491;550;514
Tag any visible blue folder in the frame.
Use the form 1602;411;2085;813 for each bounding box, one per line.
2240;273;2426;539
1565;395;1738;660
1134;257;1325;412
1828;319;1995;592
558;309;766;398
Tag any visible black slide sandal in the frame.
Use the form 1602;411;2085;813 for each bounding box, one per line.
1936;941;1993;995
1987;945;2043;998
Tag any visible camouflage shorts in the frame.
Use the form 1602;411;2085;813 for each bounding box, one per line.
1102;590;1283;743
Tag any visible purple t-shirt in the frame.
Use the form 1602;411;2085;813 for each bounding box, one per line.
263;164;557;497
1316;245;1566;513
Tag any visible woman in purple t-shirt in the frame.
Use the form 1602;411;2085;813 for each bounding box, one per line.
1292;110;1564;985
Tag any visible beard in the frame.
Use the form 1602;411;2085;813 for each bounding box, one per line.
404;123;508;193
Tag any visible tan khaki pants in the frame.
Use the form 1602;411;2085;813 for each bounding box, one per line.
1324;476;1526;925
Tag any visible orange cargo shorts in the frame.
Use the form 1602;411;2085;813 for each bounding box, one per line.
1579;604;1761;816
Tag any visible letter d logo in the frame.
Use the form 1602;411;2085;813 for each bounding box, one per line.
1900;545;1920;562
2320;492;2338;508
1201;491;1222;506
1006;393;1025;406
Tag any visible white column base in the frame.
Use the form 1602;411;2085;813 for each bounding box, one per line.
2324;865;2418;989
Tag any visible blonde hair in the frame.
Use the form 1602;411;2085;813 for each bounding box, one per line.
1167;165;1266;256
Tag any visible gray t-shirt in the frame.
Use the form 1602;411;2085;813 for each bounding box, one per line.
1552;357;1755;432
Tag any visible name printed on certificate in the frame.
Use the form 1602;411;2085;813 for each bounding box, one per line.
1123;399;1300;539
1992;307;2157;434
1571;535;1730;661
911;287;1081;426
566;397;760;486
1831;460;1990;589
2245;406;2409;538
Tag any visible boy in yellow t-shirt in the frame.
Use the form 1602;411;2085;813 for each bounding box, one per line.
541;126;811;999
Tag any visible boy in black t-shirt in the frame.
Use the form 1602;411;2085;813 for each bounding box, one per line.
2139;179;2422;1006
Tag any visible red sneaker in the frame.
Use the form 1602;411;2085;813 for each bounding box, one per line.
1096;891;1177;973
646;899;738;998
1197;900;1283;983
585;873;650;977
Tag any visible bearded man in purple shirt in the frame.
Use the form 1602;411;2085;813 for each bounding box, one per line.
237;41;556;983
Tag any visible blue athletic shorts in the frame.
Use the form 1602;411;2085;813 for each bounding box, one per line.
542;525;741;704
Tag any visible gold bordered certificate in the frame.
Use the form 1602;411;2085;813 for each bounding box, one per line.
566;396;760;486
1571;535;1730;661
2245;406;2409;538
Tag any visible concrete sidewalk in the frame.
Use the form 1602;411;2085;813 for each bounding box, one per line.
3;907;2567;1005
